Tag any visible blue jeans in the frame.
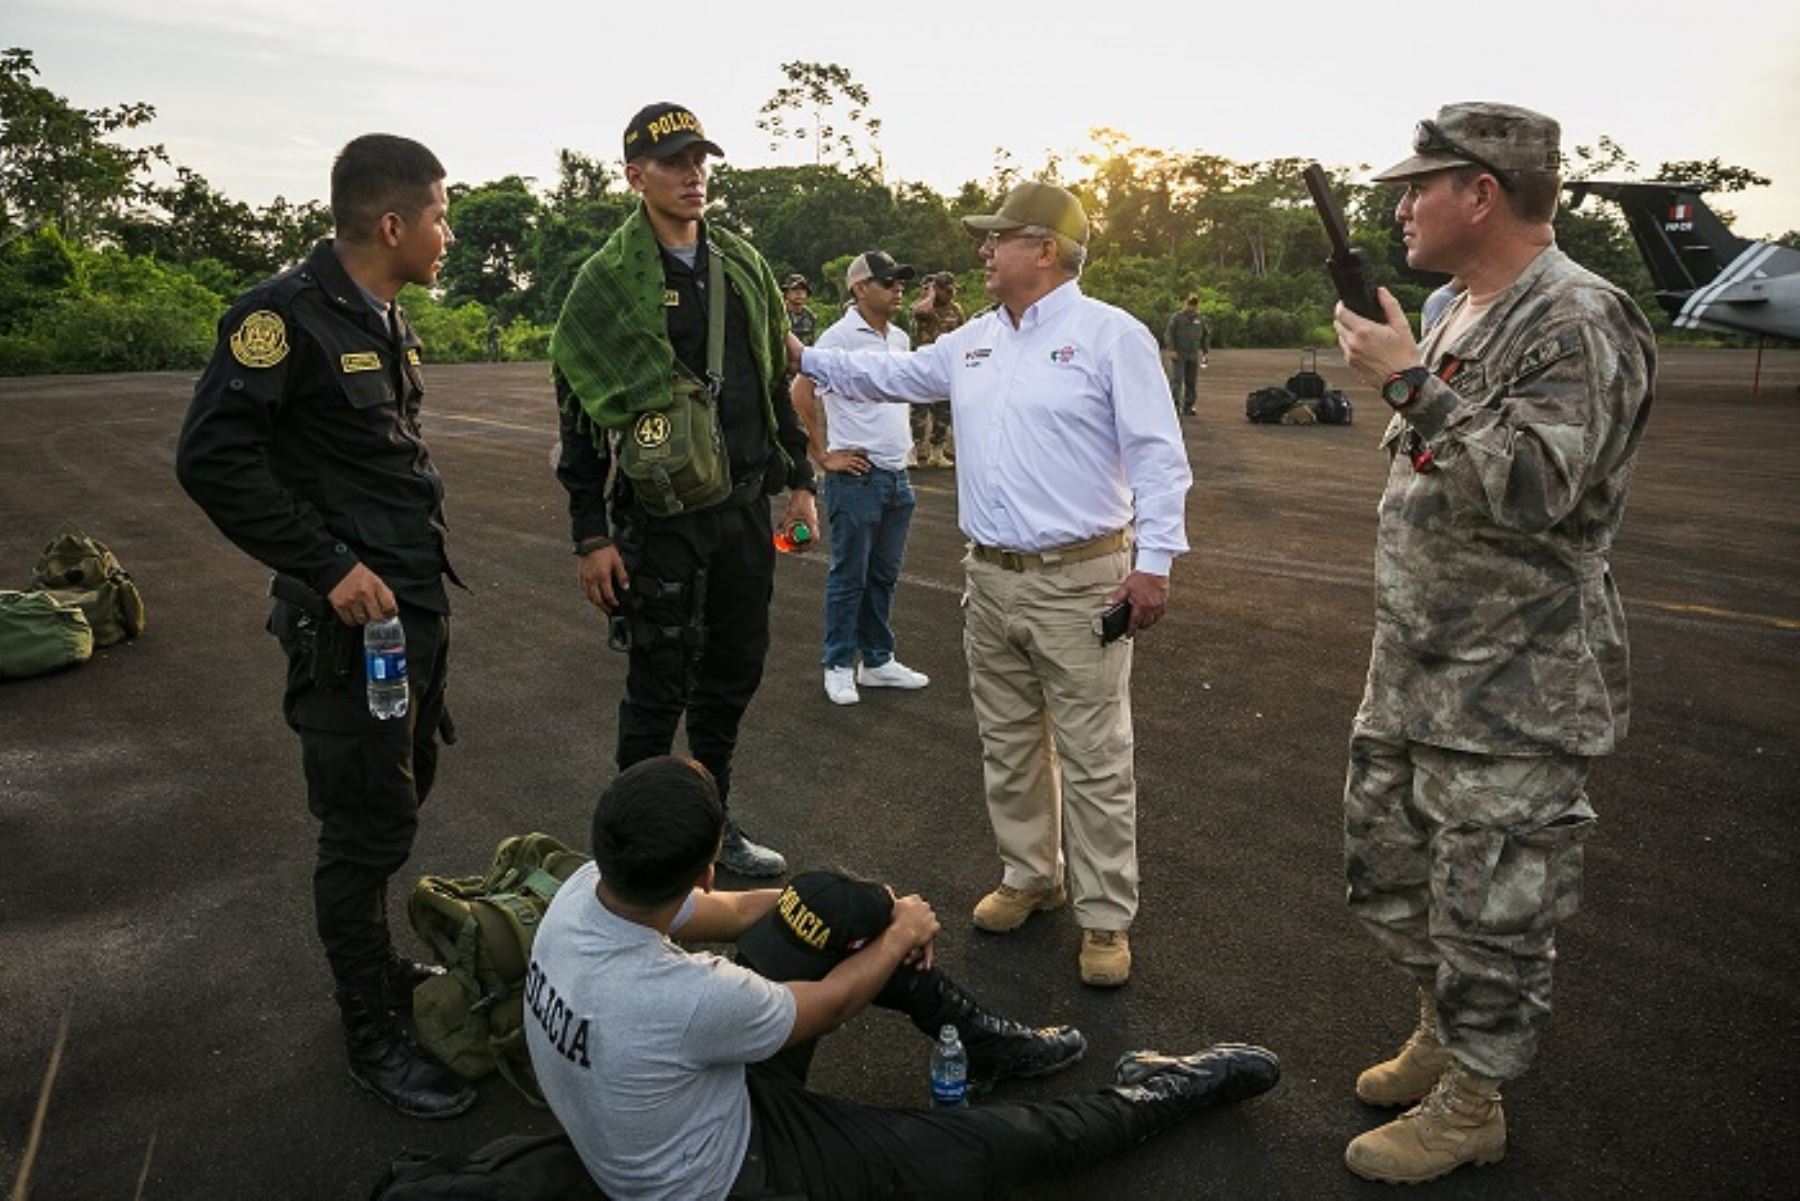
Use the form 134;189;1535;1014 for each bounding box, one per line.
821;468;915;670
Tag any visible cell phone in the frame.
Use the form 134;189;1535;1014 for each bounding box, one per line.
1097;599;1132;644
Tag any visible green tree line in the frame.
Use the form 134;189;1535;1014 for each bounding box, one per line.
2;50;1787;375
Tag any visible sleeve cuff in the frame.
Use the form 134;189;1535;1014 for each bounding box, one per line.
1402;377;1461;440
1134;548;1175;576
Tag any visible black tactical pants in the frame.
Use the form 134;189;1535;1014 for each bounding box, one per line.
273;601;450;991
614;497;774;808
732;1047;1155;1201
729;936;1160;1200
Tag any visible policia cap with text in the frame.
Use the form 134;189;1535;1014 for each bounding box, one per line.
735;870;894;982
622;102;725;162
962;181;1090;245
1373;102;1561;185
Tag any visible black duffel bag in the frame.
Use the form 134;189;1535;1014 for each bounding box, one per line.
1245;386;1296;424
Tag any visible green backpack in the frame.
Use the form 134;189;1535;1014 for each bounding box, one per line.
0;590;94;679
408;833;591;1103
32;531;146;647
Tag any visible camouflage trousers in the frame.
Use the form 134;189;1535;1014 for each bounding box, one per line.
1344;734;1597;1081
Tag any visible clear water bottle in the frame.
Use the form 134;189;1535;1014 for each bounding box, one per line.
930;1024;969;1109
364;615;408;720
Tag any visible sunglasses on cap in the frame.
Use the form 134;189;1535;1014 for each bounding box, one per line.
1414;120;1516;192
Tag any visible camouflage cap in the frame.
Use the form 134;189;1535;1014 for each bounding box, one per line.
781;273;810;294
1372;102;1561;184
962;181;1090;245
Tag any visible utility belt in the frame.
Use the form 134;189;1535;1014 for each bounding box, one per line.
968;528;1131;573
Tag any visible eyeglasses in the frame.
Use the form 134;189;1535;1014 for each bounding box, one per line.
1413;120;1515;192
980;230;1048;249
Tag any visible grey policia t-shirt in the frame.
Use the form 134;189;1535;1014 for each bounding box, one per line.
525;862;796;1201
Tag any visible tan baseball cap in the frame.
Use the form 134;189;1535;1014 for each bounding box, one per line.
962;181;1090;245
1373;102;1561;185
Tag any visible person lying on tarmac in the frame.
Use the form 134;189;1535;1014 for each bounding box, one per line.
525;755;1282;1201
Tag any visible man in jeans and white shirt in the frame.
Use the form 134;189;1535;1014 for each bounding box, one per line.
797;182;1192;987
792;250;931;706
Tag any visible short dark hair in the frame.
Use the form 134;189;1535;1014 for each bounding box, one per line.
330;134;446;242
1450;164;1560;225
591;757;724;906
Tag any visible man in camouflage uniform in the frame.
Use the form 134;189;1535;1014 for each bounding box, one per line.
1332;103;1655;1184
908;272;964;467
1162;295;1210;414
783;274;817;347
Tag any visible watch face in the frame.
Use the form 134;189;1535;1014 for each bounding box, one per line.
1382;376;1414;406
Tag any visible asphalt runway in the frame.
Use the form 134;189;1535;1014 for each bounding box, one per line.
2;348;1796;1199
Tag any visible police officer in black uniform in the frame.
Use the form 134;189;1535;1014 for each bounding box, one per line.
551;103;818;878
176;134;475;1119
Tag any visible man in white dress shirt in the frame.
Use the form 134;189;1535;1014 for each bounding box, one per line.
797;182;1192;987
792;251;932;707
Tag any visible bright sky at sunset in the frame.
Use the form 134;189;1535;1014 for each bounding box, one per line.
13;0;1800;239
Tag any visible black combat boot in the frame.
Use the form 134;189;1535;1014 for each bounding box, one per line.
890;969;1087;1095
1110;1043;1281;1132
716;817;787;878
336;985;477;1119
382;954;444;1013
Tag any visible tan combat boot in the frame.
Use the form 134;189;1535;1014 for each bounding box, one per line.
1344;1059;1506;1184
1356;987;1452;1107
971;881;1066;933
1079;929;1131;987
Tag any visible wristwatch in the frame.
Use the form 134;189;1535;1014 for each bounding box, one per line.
1381;367;1431;409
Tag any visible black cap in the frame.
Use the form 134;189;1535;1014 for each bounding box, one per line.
845;251;917;288
622;102;724;162
735;870;893;982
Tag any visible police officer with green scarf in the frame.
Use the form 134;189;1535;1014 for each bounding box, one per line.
549;103;817;878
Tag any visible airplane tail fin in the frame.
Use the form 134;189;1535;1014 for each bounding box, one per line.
1565;180;1748;294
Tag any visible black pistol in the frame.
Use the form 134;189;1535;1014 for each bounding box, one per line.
1302;162;1385;323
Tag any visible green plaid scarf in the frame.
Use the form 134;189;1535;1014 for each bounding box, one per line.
549;205;788;445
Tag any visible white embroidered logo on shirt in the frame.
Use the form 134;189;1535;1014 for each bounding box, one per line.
964;348;992;366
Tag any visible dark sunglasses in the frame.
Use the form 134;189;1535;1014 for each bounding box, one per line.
1413;120;1516;192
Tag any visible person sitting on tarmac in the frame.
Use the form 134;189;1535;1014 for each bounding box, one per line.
524;755;1281;1201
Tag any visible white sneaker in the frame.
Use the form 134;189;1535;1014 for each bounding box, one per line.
857;660;930;690
824;667;860;705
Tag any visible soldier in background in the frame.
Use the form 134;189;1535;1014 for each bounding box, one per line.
908;272;964;467
485;312;502;362
1333;102;1656;1184
783;273;817;347
1162;295;1210;415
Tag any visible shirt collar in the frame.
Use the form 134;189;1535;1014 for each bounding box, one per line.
307;239;394;329
1011;277;1082;331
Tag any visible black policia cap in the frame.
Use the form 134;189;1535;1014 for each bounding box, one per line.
622;102;724;162
735;870;893;982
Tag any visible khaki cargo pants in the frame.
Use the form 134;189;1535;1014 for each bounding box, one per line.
962;546;1137;931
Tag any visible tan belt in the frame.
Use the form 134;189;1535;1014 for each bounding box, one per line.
969;529;1131;572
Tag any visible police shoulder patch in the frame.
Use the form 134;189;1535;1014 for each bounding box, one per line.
229;310;289;368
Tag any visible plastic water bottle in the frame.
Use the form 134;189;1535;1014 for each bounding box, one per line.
930;1024;969;1109
773;522;813;553
364;616;408;720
